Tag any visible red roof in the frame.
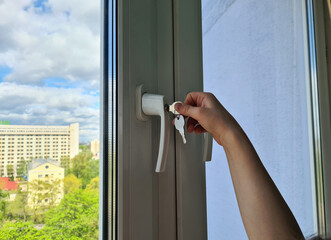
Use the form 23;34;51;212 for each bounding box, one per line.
0;177;18;191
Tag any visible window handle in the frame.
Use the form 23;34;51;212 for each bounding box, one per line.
203;132;213;162
136;85;170;172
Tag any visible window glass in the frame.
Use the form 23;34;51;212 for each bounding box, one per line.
0;1;100;238
202;0;315;238
108;0;117;238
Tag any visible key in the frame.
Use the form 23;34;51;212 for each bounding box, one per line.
168;101;182;115
175;115;186;144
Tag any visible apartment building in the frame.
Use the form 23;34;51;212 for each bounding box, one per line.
0;123;79;177
90;139;100;159
28;158;64;207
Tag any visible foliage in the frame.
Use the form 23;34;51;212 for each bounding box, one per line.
41;190;99;240
60;156;71;174
70;150;99;188
0;188;9;220
63;174;81;194
87;159;99;183
0;221;42;240
0;146;100;238
16;159;28;180
6;165;14;181
7;182;28;222
85;177;99;194
79;144;88;151
29;179;62;222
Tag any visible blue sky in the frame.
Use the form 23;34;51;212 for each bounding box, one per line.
0;66;12;82
0;0;101;143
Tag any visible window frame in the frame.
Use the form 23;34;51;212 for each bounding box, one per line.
173;0;207;239
307;0;331;238
101;0;179;239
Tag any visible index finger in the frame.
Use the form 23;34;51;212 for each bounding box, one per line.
184;92;204;107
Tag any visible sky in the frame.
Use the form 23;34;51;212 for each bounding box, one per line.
0;0;101;143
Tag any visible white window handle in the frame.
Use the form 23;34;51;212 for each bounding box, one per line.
136;85;170;172
203;132;213;162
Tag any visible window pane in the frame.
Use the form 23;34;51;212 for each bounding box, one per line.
0;1;100;238
202;0;315;238
109;0;117;238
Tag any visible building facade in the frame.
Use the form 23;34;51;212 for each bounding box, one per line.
90;139;100;159
28;158;64;207
0;123;79;177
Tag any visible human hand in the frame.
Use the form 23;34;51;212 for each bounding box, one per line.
175;92;241;146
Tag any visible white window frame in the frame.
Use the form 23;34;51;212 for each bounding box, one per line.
307;0;331;238
100;0;208;239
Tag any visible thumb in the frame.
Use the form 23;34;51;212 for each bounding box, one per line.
175;103;200;119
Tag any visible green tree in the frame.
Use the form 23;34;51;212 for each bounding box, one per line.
60;155;71;174
63;174;81;194
8;182;28;222
28;179;61;222
0;188;8;221
70;150;99;188
85;177;99;193
6;165;14;181
79;144;88;151
41;190;99;239
29;180;48;222
16;159;28;180
43;179;62;209
87;159;99;180
0;221;42;240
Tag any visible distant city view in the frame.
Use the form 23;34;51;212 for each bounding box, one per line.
0;122;100;238
0;0;101;239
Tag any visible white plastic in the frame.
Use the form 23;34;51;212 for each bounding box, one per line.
169;101;182;115
141;93;170;172
136;84;149;121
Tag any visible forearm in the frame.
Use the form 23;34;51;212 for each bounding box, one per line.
175;93;304;238
223;128;304;240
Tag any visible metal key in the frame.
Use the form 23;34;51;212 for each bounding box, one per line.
174;114;186;144
168;101;182;115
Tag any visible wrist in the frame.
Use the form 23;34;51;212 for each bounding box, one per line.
216;121;245;148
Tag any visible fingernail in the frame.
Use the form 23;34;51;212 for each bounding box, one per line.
175;103;182;111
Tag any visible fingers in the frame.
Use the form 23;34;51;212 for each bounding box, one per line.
194;125;206;134
184;92;198;106
187;117;198;133
184;92;214;106
175;102;201;120
173;116;206;135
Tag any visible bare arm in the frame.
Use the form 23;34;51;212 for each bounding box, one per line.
175;92;304;240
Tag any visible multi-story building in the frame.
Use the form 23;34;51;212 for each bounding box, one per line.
0;123;79;177
90;139;100;159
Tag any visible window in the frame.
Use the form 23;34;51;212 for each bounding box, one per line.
1;0;327;239
0;0;100;239
201;0;330;239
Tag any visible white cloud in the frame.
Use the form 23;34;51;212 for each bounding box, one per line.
0;0;100;88
0;82;99;142
0;0;101;142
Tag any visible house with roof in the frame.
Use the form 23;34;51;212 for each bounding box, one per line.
0;177;18;191
28;158;64;207
0;177;18;201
